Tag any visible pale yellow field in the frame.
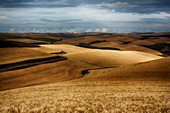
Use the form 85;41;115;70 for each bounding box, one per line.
30;46;62;53
40;44;89;54
66;50;162;67
40;44;162;67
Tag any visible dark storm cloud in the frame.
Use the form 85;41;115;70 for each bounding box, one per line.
86;0;170;13
0;0;170;13
121;0;170;13
0;0;80;8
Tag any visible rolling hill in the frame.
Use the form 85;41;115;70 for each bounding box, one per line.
40;44;162;67
83;56;170;81
0;44;163;91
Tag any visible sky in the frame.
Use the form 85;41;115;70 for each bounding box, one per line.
0;0;170;33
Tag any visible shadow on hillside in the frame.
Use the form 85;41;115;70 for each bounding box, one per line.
141;43;170;56
77;42;121;50
0;56;67;72
0;40;40;48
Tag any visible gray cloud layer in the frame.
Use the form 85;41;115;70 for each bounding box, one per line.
0;0;170;33
0;0;170;13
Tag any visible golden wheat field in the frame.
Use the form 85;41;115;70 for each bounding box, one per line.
0;80;169;113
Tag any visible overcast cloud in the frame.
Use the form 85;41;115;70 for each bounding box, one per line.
0;0;170;33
